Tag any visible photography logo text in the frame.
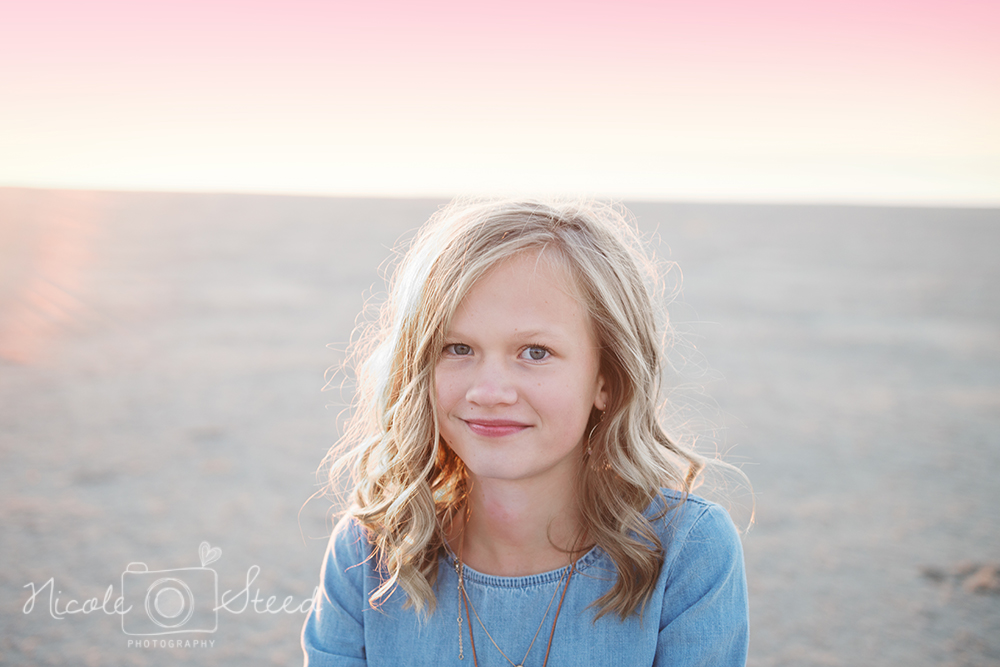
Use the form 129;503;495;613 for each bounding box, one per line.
22;541;317;648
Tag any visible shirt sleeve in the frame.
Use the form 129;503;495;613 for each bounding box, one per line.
654;502;749;667
301;516;371;667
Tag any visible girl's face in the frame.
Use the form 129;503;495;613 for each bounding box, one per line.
434;250;607;489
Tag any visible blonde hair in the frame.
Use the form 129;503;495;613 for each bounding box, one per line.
326;199;706;620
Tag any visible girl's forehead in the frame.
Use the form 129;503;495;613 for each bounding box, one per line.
469;249;585;303
443;249;600;340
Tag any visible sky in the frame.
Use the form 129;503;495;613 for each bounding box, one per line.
0;0;998;204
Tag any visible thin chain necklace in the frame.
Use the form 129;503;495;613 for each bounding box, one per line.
454;519;576;667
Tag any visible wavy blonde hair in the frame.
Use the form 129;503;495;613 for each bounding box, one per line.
326;199;706;620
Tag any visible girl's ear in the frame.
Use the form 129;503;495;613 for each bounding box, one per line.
594;374;608;412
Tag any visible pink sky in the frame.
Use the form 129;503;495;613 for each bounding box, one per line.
1;0;997;202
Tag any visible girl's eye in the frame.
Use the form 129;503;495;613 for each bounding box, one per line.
446;343;472;356
520;346;550;361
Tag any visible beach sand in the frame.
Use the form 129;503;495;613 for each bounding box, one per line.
1;188;997;666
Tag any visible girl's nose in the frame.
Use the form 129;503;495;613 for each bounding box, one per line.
465;359;517;407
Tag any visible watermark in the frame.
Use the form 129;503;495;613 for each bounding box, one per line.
22;541;317;646
126;638;216;649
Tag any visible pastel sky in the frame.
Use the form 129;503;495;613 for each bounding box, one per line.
1;0;997;203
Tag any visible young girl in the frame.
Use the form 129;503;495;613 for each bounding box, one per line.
302;199;749;666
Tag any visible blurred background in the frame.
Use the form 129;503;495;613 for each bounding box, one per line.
1;1;998;666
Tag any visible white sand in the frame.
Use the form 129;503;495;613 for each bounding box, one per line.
1;189;998;666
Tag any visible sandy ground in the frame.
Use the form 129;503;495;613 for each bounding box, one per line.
0;188;997;666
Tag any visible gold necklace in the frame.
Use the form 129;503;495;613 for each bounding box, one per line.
455;529;575;667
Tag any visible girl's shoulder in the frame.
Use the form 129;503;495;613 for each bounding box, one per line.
644;489;744;570
327;513;376;570
646;489;745;593
646;488;738;526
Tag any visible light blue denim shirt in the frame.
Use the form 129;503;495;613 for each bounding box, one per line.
302;490;748;666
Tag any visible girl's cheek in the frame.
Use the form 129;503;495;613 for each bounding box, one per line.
434;372;459;404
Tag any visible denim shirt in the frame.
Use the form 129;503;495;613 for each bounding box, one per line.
302;491;748;666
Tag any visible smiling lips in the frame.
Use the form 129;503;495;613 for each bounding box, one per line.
463;419;530;438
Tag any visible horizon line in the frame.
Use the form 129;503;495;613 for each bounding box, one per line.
3;183;998;210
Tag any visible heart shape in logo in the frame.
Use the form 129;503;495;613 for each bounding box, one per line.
199;541;222;567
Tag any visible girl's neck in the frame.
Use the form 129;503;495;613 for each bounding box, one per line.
456;477;585;577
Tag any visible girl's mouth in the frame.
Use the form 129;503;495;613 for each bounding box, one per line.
462;419;529;437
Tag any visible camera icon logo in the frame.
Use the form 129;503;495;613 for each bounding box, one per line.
121;542;221;636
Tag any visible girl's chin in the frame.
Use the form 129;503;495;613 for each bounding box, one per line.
462;459;585;488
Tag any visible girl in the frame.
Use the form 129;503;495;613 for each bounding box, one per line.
303;199;749;666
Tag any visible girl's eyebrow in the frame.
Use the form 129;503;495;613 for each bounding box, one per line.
509;329;564;341
443;327;566;342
